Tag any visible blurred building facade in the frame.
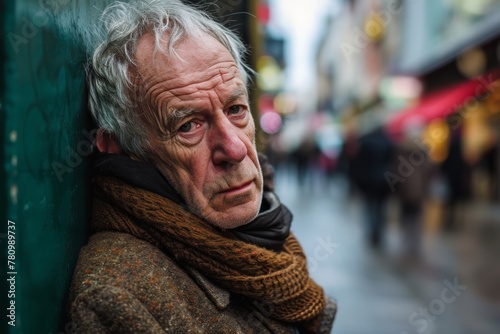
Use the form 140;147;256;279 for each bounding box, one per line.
317;0;500;133
315;5;500;328
317;0;500;203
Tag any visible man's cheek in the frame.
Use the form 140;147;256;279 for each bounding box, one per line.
247;119;256;133
160;146;189;171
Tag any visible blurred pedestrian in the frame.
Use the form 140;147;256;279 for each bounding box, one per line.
441;131;472;231
294;135;319;188
393;129;434;260
350;127;396;247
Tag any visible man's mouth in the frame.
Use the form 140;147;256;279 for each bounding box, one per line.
219;180;253;195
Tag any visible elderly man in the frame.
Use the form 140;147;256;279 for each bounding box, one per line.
68;1;336;333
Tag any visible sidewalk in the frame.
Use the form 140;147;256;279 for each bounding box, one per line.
275;171;425;334
274;169;500;333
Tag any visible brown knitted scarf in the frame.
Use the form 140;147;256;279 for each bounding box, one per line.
91;175;326;331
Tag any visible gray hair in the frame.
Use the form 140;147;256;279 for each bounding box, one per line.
88;0;252;159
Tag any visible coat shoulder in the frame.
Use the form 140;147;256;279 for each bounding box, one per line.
68;232;296;333
69;232;208;332
69;231;180;302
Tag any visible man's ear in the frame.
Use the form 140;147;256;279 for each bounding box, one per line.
95;128;122;154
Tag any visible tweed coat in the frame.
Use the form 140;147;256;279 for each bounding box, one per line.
68;231;335;333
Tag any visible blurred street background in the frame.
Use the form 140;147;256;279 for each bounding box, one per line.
261;0;500;333
2;0;500;333
275;170;500;334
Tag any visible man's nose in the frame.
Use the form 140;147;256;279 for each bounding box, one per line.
210;117;248;165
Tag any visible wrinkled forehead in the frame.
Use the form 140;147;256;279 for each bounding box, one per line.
134;32;239;81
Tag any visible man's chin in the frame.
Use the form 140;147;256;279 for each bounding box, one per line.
203;203;261;230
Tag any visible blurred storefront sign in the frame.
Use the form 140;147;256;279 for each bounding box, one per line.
265;35;285;67
386;70;500;139
380;76;423;108
257;0;270;25
462;78;500;165
457;48;488;78
256;55;283;92
363;11;386;42
422;119;451;163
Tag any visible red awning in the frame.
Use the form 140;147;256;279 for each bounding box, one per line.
386;70;500;139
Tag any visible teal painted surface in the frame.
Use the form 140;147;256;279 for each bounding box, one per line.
1;1;250;333
0;1;118;333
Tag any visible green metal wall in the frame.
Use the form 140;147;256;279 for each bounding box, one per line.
0;1;253;333
1;1;117;333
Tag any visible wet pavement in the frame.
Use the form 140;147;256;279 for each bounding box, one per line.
274;168;500;334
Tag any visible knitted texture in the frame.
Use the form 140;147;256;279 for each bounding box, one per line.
91;176;326;330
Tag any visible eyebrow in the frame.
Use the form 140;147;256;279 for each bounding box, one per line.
165;87;248;131
164;107;197;134
171;107;196;119
225;87;248;106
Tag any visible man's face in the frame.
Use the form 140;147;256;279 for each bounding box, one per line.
134;34;263;229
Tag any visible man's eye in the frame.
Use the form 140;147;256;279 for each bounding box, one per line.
179;122;194;133
228;105;245;115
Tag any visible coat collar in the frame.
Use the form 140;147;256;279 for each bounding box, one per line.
183;266;231;310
